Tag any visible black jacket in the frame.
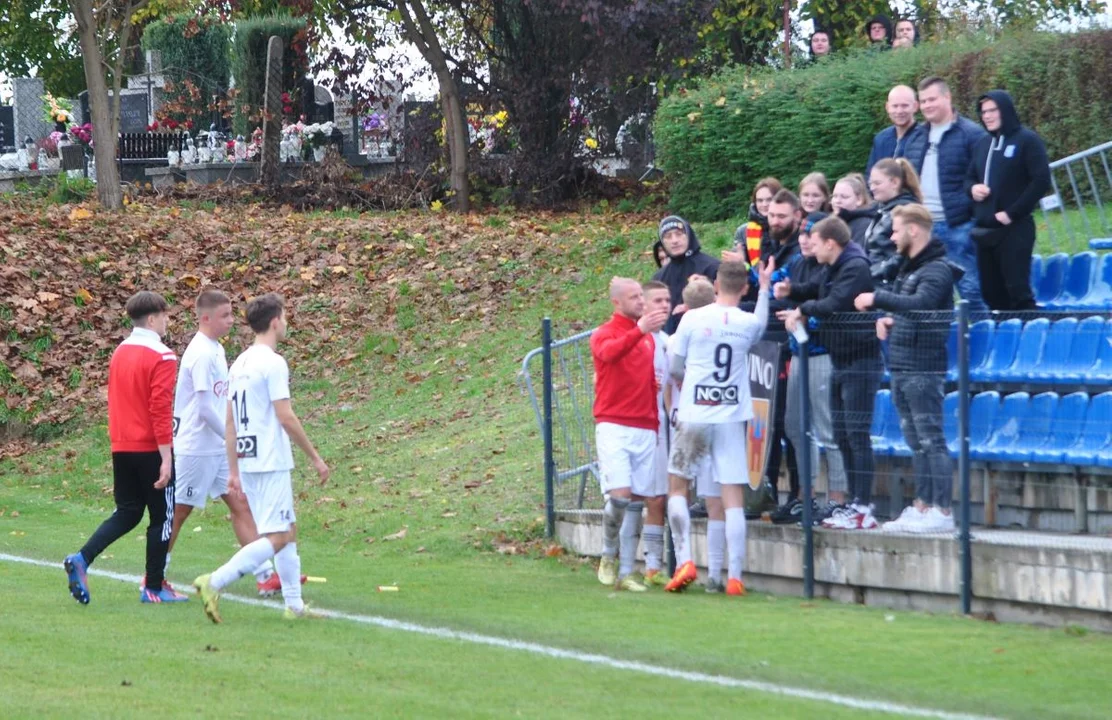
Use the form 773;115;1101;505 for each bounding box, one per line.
652;219;720;334
965;90;1051;241
786;255;829;356
838;205;876;247
902;115;988;226
872;240;962;372
790;242;879;365
863;191;917;280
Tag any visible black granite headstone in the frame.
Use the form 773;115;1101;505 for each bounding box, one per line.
0;106;13;150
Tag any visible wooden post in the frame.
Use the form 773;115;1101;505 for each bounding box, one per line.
260;35;284;186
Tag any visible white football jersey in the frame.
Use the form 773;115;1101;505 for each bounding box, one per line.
652;330;669;434
671;303;763;424
173;333;229;457
227;344;294;473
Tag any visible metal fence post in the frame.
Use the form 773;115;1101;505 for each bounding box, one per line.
542;317;556;539
798;344;814;600
957;301;972;615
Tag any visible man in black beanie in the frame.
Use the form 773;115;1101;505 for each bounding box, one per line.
653;215;720;334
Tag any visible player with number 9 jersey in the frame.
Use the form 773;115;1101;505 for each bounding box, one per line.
227;344;294;473
669;303;765;425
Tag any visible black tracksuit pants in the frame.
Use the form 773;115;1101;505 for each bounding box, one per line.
80;451;174;589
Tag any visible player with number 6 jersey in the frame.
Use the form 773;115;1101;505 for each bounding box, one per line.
194;293;330;622
165;288;289;597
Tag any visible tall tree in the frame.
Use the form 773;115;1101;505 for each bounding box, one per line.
68;0;150;210
0;0;85;97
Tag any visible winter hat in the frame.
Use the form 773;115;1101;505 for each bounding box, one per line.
658;215;686;241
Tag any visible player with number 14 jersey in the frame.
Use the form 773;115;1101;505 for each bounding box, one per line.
228;345;294;474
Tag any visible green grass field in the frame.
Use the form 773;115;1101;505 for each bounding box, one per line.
3;204;1112;719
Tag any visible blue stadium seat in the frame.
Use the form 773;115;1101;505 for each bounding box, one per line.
1064;392;1112;466
968;391;1000;458
1090;322;1112;384
943;391;959;456
998;318;1049;382
871;389;892;456
1074;254;1112;309
1035;253;1069;306
885;391;911;457
971;392;1028;461
966;319;995;380
1044;252;1097;310
972;318;1022;382
1031;392;1089;464
1058;316;1105;384
998;392;1057;462
1029;317;1078;382
1029;254;1043;291
945;322;958;380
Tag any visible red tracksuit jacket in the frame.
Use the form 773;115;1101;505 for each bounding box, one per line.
107;327;177;453
590;313;658;431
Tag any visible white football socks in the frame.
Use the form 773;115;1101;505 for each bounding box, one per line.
274;542;304;612
617;502;643;578
667;495;692;566
253;559;275;582
707;519;725;583
642;525;664;572
726;507;747;581
211;538;275;591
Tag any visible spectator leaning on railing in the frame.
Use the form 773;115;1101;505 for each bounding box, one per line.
775;211;850;526
966;90;1051;312
855;204;961;533
902;76;989;313
776;217;882;530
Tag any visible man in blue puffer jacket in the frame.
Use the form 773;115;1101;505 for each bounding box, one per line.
902;76;988;313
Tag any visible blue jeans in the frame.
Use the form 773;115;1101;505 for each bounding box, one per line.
933;219;986;313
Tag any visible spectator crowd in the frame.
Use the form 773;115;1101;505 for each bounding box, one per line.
589;38;1052;593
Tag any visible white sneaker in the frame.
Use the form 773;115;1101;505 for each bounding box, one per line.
883;505;925;531
916;507;956;533
854;504;878;530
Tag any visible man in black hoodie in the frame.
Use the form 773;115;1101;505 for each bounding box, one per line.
966;90;1051;311
776;216;881;530
653;215;720;334
856;203;961;533
865;15;893;48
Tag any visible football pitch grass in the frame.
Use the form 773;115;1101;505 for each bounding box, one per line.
3;418;1111;720
2;205;1110;719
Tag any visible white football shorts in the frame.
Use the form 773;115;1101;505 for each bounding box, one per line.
595;422;657;497
668;421;748;494
174;454;229;509
241;470;296;535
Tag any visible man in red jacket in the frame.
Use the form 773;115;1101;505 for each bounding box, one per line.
65;291;188;605
591;277;669;592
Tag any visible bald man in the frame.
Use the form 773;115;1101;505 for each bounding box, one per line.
866;84;921;177
589;278;669;592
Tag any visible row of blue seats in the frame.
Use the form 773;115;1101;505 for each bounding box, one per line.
870;389;1112;466
1031;252;1112;310
949;316;1112;384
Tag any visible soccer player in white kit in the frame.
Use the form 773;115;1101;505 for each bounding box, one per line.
194;293;330;621
166;288;282;595
665;259;773;596
641;281;673;586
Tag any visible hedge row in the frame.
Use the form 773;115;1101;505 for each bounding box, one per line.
655;30;1112;221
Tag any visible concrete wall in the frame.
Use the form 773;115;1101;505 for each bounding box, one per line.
557;511;1112;632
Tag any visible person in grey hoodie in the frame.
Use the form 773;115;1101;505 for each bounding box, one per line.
965;90;1051;311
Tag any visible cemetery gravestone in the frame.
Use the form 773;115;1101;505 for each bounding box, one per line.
13;78;52;145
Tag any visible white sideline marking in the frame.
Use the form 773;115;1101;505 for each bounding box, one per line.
2;552;1001;720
